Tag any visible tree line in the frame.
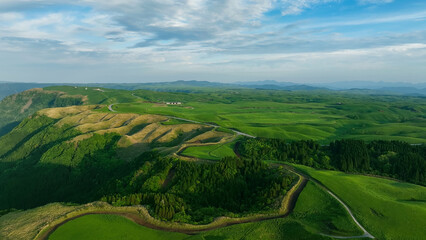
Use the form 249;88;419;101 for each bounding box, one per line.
102;155;296;223
238;138;426;185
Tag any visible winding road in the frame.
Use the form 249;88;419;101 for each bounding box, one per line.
101;102;374;239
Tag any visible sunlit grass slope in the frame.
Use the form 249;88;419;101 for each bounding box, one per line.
181;141;237;161
109;93;426;143
48;214;188;240
293;164;426;240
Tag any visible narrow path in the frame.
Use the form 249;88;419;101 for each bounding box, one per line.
319;190;374;239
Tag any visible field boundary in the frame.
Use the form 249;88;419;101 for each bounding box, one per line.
34;174;307;240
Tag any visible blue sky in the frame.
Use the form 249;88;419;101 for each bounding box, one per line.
0;0;425;83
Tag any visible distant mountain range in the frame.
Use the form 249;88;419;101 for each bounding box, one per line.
0;80;425;98
236;80;426;96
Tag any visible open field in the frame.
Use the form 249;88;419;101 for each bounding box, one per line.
107;94;426;144
292;164;426;240
49;214;188;240
180;141;237;160
291;181;364;236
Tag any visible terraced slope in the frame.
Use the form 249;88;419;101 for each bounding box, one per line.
0;105;232;163
0;105;233;210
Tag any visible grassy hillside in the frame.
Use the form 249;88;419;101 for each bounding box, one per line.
0;203;80;240
293;164;426;240
0;85;138;138
180;141;237;161
0;105;233;210
191;181;364;240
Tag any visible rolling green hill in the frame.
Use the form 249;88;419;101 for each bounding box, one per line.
293;164;426;240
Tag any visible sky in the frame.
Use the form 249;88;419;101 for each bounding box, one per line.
0;0;425;83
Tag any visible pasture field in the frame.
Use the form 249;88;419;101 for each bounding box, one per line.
292;164;426;240
180;141;237;160
108;94;426;143
48;214;188;240
291;181;363;236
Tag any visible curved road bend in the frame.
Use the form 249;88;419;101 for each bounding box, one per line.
108;104;116;112
107;103;372;239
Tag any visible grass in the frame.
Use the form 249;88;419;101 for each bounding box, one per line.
292;164;426;240
111;97;426;144
189;179;363;240
0;203;80;240
48;214;188;240
181;141;237;161
188;218;332;240
292;181;363;236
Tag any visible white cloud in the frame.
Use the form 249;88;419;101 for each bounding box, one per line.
279;0;338;16
358;0;393;5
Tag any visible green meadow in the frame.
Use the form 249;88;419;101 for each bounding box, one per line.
181;141;237;160
48;214;188;240
293;164;426;240
106;93;426;143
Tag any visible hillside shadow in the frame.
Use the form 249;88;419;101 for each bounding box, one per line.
0;121;20;138
0;137;144;211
